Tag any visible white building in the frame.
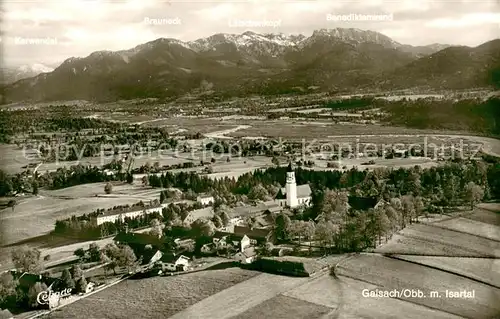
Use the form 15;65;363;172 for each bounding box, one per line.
234;247;257;264
92;204;168;226
197;194;214;206
275;163;312;208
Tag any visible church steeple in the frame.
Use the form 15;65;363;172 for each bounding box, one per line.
285;162;298;207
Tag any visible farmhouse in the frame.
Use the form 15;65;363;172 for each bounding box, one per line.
182;207;214;225
92;203;167;226
159;253;190;272
234;247;257;264
11;272;61;292
275;163;312;208
233;226;272;244
196;194;214;206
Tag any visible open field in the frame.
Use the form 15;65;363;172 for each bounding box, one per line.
432;217;500;242
44;268;260;319
284;274;463;319
0;144;36;174
375;233;488;257
0;182;160;246
336;254;500;319
392;255;500;288
469;204;500;225
231;295;332;319
169;272;310;319
375;223;500;258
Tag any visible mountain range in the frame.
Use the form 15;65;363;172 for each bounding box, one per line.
2;28;499;102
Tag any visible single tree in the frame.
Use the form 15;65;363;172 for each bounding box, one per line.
0;272;18;306
315;220;337;253
7;199;16;212
70;264;83;281
75;276;88;294
212;214;223;229
74;248;86;261
104;182;113;194
273;213;292;241
465;182;485;210
271;156;280;166
115;245;138;273
28;282;47;308
32;181;39;195
149;219;163;238
126;173;133;184
190;219;216;237
60;269;75;290
220;211;230;227
88;243;101;262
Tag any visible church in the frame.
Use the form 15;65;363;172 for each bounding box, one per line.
275;163;312;208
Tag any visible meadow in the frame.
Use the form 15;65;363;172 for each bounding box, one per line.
45;268;260;319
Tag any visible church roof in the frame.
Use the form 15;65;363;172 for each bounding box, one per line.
279;184;312;199
286;162;293;172
347;196;378;211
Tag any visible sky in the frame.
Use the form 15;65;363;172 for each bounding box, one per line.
1;0;500;67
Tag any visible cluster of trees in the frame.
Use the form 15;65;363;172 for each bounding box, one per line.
0;246;46;310
146;157;498;254
60;265;88;295
101;243;139;275
147;159;498;211
74;243;101;263
275;191;425;252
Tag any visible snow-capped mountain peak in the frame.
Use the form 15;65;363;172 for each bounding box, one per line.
300;28;401;49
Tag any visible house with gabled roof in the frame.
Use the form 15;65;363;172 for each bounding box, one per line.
347;196;379;211
159;253;190;272
233;225;273;245
234;246;257;264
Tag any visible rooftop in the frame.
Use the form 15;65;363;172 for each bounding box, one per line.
113;232;164;248
233;225;271;240
347;196;380;211
161;253;189;264
183;207;214;222
242;246;257;258
96;202;163;218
